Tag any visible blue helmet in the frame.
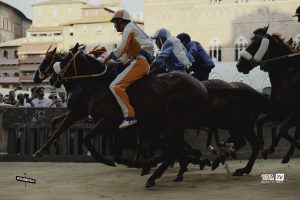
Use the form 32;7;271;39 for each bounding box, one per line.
152;28;171;39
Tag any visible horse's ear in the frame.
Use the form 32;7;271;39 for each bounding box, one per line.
73;43;79;53
51;47;57;54
263;24;269;35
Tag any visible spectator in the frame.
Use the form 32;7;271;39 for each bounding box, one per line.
29;87;38;103
58;91;67;107
15;93;31;107
24;93;34;107
31;87;52;107
0;93;3;102
54;97;63;108
4;90;17;105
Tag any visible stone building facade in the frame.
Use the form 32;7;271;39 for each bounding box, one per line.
0;1;31;89
144;0;300;91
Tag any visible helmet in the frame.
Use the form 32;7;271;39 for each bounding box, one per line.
110;9;131;22
293;6;300;17
152;28;171;39
177;33;191;44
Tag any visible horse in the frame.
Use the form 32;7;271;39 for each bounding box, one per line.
33;47;173;172
236;25;300;163
173;79;271;182
52;43;272;188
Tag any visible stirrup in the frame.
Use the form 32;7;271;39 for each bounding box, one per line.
119;117;137;129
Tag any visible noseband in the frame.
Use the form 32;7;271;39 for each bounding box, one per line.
239;36;270;69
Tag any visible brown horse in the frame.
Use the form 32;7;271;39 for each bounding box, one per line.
51;43;272;188
236;26;300;161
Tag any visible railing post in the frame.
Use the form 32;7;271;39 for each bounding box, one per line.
0;108;8;155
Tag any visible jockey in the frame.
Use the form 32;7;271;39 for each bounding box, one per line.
177;33;215;81
104;9;154;129
150;28;194;74
293;6;300;22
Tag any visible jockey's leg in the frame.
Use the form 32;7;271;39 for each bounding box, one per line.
109;57;149;129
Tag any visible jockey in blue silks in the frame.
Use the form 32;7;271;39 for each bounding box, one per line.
150;28;194;74
177;32;215;81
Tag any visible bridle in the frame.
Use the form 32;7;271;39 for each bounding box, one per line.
239;34;270;70
58;50;108;81
39;53;57;79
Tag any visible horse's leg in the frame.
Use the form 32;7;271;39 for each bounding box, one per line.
256;115;273;159
145;126;184;188
83;119;116;166
233;127;259;176
48;114;67;138
282;126;300;163
33;112;78;159
212;130;246;170
269;110;300;153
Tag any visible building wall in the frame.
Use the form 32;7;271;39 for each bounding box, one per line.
32;2;85;27
144;0;300;91
0;2;31;43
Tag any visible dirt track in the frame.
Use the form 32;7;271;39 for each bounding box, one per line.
0;159;299;200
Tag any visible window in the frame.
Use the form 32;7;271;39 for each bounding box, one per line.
235;0;248;3
53;9;59;19
82;26;87;33
3;72;8;77
3;50;8;58
14;50;18;58
14;72;19;77
96;25;102;33
67;8;72;15
234;36;248;61
209;38;222;62
210;0;222;4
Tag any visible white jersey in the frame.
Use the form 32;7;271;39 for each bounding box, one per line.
18;103;31;108
113;21;154;61
32;98;52;108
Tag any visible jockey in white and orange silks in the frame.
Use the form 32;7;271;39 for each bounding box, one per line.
104;9;154;129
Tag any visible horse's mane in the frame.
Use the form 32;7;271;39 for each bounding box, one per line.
271;33;295;53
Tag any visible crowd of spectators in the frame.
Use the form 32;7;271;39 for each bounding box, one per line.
0;87;67;108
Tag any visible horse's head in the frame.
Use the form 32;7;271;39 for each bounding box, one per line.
33;47;61;83
236;25;270;74
54;43;108;83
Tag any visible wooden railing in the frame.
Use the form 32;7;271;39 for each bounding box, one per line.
0;107;297;162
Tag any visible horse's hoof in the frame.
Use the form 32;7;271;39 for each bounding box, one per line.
141;166;151;176
230;151;237;159
233;169;244;176
199;159;211;170
145;180;155;188
269;146;275;155
32;150;42;160
281;157;290;164
211;159;219;171
103;159;116;167
173;176;183;182
261;149;269;160
220;157;226;165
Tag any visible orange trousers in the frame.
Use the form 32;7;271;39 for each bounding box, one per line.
109;57;149;117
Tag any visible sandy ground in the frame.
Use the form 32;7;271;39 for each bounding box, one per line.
0;159;299;200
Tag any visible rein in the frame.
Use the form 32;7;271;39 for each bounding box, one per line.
59;50;108;80
258;51;300;65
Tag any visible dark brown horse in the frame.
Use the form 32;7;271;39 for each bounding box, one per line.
51;43;272;188
236;26;300;162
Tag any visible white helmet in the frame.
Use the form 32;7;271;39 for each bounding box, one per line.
110;9;131;22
